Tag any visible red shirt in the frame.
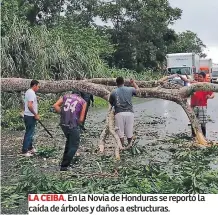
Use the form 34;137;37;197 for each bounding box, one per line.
190;91;213;107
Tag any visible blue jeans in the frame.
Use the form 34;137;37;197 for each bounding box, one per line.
22;115;36;153
60;125;80;168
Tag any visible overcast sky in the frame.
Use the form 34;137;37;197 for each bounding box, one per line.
169;0;218;63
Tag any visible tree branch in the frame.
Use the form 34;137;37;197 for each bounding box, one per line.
2;78;217;159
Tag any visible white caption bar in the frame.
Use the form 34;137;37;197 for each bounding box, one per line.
28;194;218;215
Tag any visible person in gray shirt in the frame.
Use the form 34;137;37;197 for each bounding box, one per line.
109;77;139;147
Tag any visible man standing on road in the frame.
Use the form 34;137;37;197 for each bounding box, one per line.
79;92;94;131
109;77;139;147
22;80;40;157
177;71;215;137
53;90;87;171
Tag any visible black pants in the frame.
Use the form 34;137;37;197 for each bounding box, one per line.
60;126;80;168
191;125;206;137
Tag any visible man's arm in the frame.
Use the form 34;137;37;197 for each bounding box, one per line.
28;101;37;115
130;79;139;90
79;103;87;123
53;97;63;113
80;92;85;100
109;92;115;106
158;74;178;82
207;92;215;99
177;74;197;84
27;93;39;120
90;94;94;106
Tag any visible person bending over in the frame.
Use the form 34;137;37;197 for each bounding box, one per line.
53;90;87;171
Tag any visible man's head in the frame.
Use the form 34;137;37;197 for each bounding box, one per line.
30;80;39;92
116;77;124;86
198;72;206;82
72;89;81;97
194;73;198;81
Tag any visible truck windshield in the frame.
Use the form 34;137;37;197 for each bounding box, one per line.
212;71;218;77
168;67;191;75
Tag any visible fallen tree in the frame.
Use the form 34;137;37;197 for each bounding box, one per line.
1;78;218;159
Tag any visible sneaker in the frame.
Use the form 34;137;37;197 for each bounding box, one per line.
29;148;37;154
60;166;74;171
75;152;80;157
60;167;68;171
22;152;33;157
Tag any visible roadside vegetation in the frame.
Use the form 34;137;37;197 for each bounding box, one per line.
2;135;218;214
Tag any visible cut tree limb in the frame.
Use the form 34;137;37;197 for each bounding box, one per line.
90;78;182;89
1;78;111;98
179;83;218;97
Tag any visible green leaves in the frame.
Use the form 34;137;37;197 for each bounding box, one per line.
1;139;218;211
168;30;207;57
1;0;206;75
91;0;182;70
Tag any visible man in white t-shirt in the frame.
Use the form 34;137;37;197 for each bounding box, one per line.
22;80;40;157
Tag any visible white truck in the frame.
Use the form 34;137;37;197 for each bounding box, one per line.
211;64;218;83
166;53;200;79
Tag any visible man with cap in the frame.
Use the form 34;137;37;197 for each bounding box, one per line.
53;90;87;171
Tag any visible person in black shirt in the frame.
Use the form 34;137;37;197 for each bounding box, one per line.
75;76;94;131
80;92;94;131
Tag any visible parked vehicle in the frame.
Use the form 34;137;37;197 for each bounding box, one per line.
166;53;200;85
199;58;212;82
211;64;218;83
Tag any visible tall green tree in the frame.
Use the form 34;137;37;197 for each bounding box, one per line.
1;0;207;73
1;0;67;28
167;30;207;57
1;16;114;79
91;0;182;71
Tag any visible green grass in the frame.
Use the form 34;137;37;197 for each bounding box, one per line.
94;96;108;108
1;98;56;130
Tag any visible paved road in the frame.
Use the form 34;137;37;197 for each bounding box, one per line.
90;93;218;142
133;93;218;142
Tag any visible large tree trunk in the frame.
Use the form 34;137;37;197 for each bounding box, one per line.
89;78;182;89
1;78;110;99
180;82;218;97
1;78;218;158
